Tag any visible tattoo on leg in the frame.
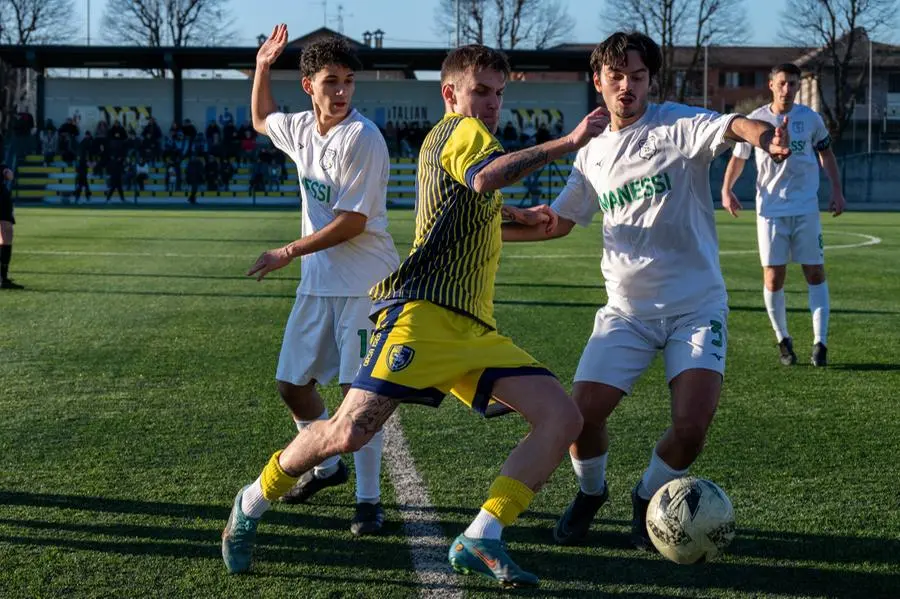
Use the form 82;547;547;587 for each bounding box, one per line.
502;148;549;182
346;392;397;435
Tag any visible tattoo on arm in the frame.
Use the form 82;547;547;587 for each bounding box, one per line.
346;392;398;435
502;148;549;182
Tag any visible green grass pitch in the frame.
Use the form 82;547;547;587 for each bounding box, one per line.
1;206;898;598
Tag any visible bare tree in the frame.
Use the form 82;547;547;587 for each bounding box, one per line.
434;0;488;46
101;0;236;76
0;0;75;133
0;0;76;44
602;0;749;102
781;0;898;143
493;0;574;49
434;0;573;49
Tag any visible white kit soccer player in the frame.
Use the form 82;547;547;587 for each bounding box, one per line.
501;31;791;552
264;107;399;504
552;101;733;393
723;63;845;367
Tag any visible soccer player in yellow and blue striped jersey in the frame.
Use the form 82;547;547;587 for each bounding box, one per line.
222;43;610;587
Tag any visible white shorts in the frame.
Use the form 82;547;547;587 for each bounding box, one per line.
757;213;824;266
573;305;728;394
276;294;374;387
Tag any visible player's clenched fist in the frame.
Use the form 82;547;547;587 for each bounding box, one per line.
568;106;610;149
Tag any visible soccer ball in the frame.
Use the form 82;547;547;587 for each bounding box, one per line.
646;476;735;564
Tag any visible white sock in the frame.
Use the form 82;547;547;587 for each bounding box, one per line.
464;509;503;540
240;477;270;519
295;408;340;478
354;429;383;504
763;287;790;342
639;450;689;500
570;453;608;496
808;281;830;345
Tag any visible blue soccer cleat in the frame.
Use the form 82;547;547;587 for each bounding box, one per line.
222;485;260;574
448;534;539;588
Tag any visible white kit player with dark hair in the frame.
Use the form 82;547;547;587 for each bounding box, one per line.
502;31;791;551
722;62;846;368
228;25;399;550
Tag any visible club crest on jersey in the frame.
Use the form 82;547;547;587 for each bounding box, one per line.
386;344;415;372
638;135;658;160
320;148;337;170
792;121;804;134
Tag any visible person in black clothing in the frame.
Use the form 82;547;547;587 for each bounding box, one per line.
74;157;93;204
105;156;126;203
0;164;22;290
186;155;204;204
220;159;235;191
205;154;220;192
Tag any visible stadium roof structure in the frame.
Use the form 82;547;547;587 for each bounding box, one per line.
0;44;594;73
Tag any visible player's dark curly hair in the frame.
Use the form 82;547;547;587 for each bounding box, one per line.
440;44;510;83
770;63;801;79
299;36;363;79
590;32;662;79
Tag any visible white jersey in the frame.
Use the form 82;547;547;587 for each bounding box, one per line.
733;104;830;217
266;109;399;297
552;102;735;318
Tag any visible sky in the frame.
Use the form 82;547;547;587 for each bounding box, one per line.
75;0;790;48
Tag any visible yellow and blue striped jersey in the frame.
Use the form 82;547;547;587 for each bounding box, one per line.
370;113;505;329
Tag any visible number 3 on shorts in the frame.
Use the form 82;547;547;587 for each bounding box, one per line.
709;320;723;348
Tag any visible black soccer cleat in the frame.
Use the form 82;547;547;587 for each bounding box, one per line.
631;482;657;553
811;342;828;367
280;459;348;504
553;484;609;545
350;501;385;536
778;337;798;366
0;279;24;290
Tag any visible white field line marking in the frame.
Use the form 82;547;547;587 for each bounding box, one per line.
17;232;882;260
382;414;463;598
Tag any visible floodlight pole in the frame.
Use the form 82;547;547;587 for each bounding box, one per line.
703;43;708;109
868;38;873;154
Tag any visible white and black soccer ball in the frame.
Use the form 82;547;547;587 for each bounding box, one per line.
646;477;735;565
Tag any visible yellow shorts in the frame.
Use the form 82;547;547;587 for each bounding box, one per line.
351;300;554;417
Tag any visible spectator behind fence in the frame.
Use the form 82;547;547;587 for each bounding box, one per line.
73;156;92;204
40;122;58;165
186;154;204;204
105;156;126;203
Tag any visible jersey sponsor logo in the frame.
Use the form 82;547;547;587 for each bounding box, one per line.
597;172;673;213
638;134;659;160
319;148;337;170
790;140;807;153
301;177;332;203
386;344;415;372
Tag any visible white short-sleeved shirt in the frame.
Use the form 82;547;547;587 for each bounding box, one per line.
733;104;830;217
266;109;399;297
552;102;735;319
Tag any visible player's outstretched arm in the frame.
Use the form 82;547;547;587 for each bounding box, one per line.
726;116;791;163
501;206;575;242
720;155;746;218
817;148;846;216
252;24;288;135
471;108;610;194
247;212;367;281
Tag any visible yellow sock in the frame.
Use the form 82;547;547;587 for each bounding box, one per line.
481;475;535;527
259;450;299;502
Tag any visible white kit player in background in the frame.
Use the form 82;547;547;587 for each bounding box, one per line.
241;25;399;534
502;32;791;551
722;63;846;368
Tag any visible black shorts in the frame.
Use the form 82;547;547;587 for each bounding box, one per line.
0;199;14;225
